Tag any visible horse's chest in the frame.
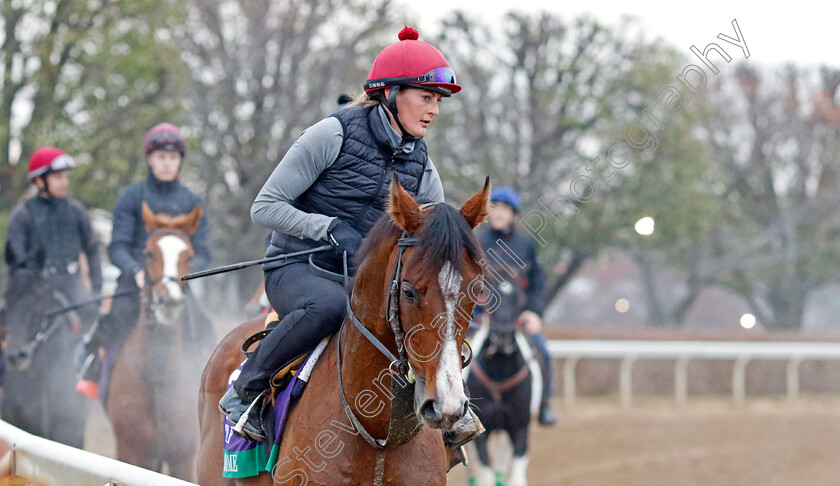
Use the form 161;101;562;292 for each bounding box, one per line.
273;359;447;485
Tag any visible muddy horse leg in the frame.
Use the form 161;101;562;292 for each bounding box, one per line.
2;369;45;438
505;423;530;486
470;432;496;486
44;334;88;448
107;328;159;470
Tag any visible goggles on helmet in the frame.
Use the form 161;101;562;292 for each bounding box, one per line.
364;67;456;93
147;132;185;153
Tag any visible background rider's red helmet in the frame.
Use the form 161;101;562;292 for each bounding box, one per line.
27;147;75;181
364;24;461;97
144;123;185;156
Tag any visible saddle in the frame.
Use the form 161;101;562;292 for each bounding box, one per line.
240;311;309;395
223;327;330;479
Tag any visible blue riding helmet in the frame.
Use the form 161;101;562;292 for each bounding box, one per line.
490;186;521;213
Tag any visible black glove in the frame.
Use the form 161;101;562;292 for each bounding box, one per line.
326;219;363;256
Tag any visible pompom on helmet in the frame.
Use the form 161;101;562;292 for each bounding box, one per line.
364;24;460;139
144;123;185;156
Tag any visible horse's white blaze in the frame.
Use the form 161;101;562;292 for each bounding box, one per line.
436;262;466;416
157;235;188;300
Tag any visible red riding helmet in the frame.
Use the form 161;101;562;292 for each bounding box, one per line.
27;147;75;181
144;123;185;156
364;24;461;97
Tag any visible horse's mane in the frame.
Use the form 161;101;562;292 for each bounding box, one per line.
356;204;483;273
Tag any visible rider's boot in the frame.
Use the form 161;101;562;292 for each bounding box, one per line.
218;387;267;442
443;407;486;449
538;400;557;426
74;318;104;398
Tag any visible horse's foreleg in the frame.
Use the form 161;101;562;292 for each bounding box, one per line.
166;444;197;482
506;426;530;486
468;434;495;486
507;455;529;486
490;431;514;479
45;357;88;449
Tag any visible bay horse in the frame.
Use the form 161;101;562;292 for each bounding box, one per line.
197;177;490;485
106;202;204;481
464;270;541;486
1;249;88;448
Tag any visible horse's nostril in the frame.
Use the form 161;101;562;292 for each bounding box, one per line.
420;399;443;422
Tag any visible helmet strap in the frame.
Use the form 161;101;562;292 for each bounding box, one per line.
37;174;53;198
384;86;420;143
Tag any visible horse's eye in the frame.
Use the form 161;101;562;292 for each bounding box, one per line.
143;250;152;259
402;282;417;302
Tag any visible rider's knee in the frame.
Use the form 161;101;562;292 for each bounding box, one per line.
308;290;345;331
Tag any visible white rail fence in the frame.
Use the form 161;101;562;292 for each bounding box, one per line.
0;420;197;486
547;340;840;409
5;340;839;484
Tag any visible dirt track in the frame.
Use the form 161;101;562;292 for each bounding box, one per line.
86;397;840;485
448;397;840;486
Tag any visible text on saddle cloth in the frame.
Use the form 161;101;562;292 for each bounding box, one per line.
222;336;330;479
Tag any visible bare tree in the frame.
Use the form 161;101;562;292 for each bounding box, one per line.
702;65;840;330
427;11;689;310
179;0;399;303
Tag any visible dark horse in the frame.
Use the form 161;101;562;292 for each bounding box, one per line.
464;270;541;486
1;249;89;448
197;177;490;485
105;202;205;481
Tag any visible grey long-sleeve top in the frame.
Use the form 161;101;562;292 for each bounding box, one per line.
251;106;445;241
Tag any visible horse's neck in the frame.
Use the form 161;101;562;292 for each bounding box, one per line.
134;300;189;360
338;240;399;438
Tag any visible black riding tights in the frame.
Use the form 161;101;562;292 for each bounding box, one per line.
234;262;346;399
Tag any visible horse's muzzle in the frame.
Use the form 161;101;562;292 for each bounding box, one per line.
4;346;34;371
418;395;468;429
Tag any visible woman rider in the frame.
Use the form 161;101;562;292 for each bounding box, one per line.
219;25;483;447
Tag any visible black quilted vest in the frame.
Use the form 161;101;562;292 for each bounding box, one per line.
265;105;429;273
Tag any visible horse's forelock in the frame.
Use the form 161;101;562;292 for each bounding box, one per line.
357;204;483;275
409;205;483;274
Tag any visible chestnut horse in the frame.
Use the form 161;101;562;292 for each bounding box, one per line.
106;202;204;481
197;177;490;485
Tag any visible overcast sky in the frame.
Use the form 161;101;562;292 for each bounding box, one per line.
405;0;838;68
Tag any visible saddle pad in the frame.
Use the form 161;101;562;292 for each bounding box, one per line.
222;336;330;478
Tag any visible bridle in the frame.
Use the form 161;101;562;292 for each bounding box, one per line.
2;270;75;371
471;274;531;403
331;202;473;486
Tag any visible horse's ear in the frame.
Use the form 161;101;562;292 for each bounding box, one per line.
181;204;203;235
387;174;422;233
142;202;158;234
460;176;491;229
